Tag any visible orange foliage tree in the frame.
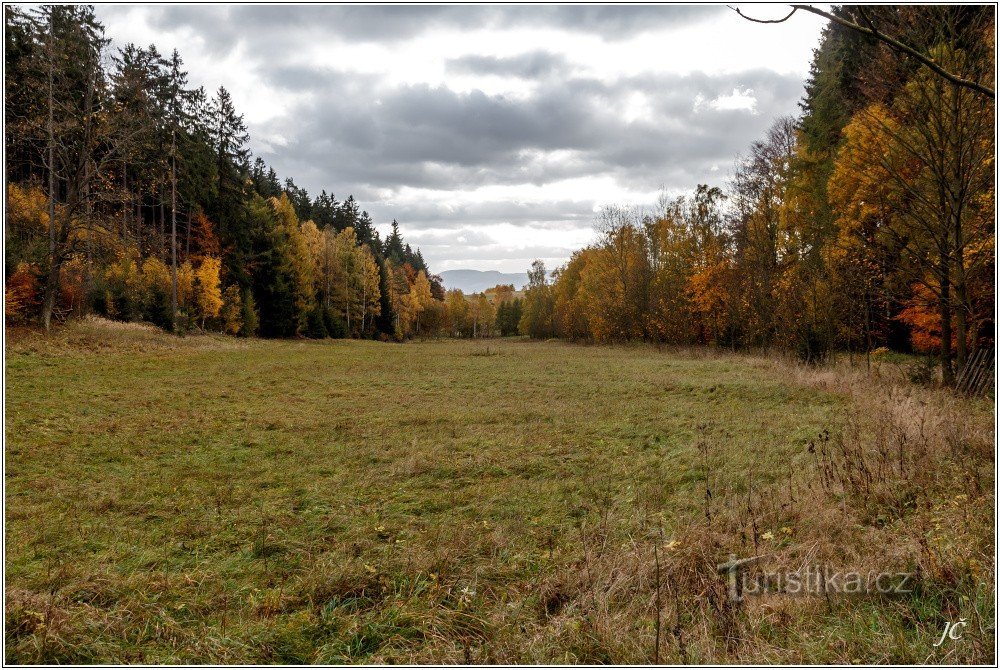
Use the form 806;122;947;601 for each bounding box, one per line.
5;263;42;324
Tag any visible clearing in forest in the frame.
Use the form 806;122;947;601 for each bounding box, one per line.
4;320;994;663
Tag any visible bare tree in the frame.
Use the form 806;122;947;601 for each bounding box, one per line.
33;6;147;329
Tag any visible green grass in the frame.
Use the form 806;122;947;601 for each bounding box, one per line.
4;320;993;663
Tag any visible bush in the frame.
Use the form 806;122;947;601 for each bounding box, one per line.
305;307;328;339
88;284;111;318
323;307;347;338
145;286;174;331
795;326;830;365
5;262;42;324
716;322;744;350
239;290;259;337
906;356;937;386
103;257;145;321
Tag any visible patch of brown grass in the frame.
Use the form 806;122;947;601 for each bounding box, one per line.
5;315;251;357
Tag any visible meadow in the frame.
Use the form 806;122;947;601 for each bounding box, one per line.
4;319;995;663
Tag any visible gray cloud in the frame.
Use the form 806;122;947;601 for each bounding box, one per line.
446;51;571;79
256;68;804;200
119;5;725;53
368;199;600;232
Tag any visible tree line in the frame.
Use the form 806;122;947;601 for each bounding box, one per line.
4;5;442;341
514;5;994;384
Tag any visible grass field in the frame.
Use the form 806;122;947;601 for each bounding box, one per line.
5;319;995;663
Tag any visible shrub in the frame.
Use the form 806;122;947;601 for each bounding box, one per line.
323;307;347;338
145;287;174;331
239;290;259;337
795;325;830;365
4;262;42;324
305;307;328;339
907;356;937;386
59;257;88;316
103;256;146;321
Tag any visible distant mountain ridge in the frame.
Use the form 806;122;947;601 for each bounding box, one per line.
438;269;528;294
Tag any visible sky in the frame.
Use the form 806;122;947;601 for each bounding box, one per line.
94;4;829;273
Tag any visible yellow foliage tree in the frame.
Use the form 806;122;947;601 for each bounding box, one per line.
469;292;495;338
6;183;49;236
141;258;172;298
551;250;592;340
388;261;414;338
177;261;195;311
219;284;243;336
270;194;315;333
444;289;470;336
409;270;435;336
357;245;382;334
194;257;224;328
577;221;648;342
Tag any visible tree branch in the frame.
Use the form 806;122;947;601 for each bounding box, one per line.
731;4;995;98
729;5;798;24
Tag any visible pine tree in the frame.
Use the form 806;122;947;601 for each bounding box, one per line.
206;85;249;270
384;219;405;265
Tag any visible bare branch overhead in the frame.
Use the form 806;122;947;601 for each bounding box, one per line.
731;4;995;98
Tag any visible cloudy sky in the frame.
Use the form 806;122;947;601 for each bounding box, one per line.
95;4;828;273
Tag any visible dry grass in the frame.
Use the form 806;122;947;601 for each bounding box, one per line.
5;316;251;356
4;319;995;663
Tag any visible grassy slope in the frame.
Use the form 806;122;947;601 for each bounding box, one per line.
4;320;994;663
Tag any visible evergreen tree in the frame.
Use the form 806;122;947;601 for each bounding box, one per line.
384;219;405;265
375;258;396;337
354;209;376;248
335;194;360;232
205;85;251;282
311;190;338;228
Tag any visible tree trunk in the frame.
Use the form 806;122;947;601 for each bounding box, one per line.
171;127;178;333
940;268;954;386
83;158;92;317
953;211;968;369
160;197;166;261
42;9;56;331
955;283;968;370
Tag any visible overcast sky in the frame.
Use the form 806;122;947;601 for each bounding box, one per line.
95;4;828;273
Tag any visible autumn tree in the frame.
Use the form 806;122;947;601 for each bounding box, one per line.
219;284;243;335
445;289;471;336
551;250;592;341
193;256;223;328
518;260;554;338
575;206;650;342
469;292;495;338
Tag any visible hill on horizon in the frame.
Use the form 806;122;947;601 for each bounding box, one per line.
438;269;528;294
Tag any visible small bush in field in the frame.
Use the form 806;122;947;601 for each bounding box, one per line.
907;356;937;386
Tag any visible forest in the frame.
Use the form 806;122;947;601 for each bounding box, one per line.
4;4;996;385
5;4;442;342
